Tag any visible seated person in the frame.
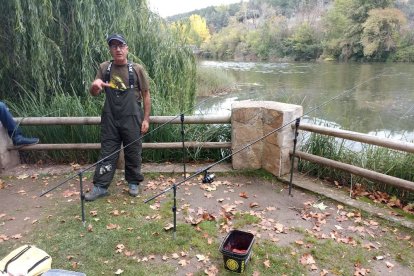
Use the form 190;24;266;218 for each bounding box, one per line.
0;101;39;146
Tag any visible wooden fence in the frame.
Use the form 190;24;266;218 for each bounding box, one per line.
292;123;414;192
11;115;232;151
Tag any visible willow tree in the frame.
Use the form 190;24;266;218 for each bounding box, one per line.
0;0;196;114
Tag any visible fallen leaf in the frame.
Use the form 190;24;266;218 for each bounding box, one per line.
164;223;174;231
239;192;249;199
17;174;29;180
115;269;123;275
11;234;22;239
300;253;315;265
386;261;394;269
263;259;271;268
172;253;179;259
178;259;188;266
313;202;328;210
106;223;120;230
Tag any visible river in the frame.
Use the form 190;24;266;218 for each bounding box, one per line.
197;60;414;142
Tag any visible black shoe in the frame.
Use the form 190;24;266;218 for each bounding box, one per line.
128;183;141;197
13;135;39;146
85;186;109;201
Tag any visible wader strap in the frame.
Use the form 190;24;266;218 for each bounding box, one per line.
128;63;134;88
105;61;113;83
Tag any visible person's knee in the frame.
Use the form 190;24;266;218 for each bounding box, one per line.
0;101;6;111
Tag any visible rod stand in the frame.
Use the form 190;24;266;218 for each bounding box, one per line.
172;184;177;239
180;113;186;180
289;118;301;196
79;172;86;226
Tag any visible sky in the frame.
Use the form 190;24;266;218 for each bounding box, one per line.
149;0;242;18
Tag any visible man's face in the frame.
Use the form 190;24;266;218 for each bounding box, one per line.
109;41;128;64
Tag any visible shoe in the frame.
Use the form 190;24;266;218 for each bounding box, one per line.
128;183;140;197
85;186;109;201
13;135;39;146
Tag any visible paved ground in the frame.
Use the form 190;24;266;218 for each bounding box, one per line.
1;162;413;275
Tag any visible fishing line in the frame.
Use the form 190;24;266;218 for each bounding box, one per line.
39;95;216;197
145;71;386;203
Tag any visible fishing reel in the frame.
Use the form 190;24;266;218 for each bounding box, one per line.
202;170;215;183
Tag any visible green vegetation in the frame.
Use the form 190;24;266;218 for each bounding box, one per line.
196;66;236;97
168;0;414;62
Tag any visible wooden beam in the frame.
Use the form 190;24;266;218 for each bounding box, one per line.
296;123;414;154
15;115;231;125
10;142;232;151
293;150;414;192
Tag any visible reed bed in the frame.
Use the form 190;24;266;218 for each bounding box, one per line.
299;131;414;203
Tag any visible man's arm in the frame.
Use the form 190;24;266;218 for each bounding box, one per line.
141;89;151;134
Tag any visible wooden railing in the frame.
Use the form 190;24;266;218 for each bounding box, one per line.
292;123;414;192
11;115;232;151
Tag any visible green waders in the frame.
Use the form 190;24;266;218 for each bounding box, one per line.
93;63;144;189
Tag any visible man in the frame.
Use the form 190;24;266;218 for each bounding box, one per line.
0;101;39;146
85;34;151;201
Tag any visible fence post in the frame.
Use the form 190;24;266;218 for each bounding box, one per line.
231;101;303;177
0;126;20;171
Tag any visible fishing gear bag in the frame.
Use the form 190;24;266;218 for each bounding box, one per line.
0;245;52;276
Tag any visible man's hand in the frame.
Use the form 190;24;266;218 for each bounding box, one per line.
90;79;110;96
141;119;149;134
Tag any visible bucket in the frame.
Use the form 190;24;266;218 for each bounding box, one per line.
219;230;255;273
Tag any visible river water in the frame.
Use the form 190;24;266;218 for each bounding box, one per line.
197;60;414;142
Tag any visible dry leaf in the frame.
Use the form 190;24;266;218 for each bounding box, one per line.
300;253;315;265
17;174;29;180
178;259;188;266
172;253;179;259
106;223;120;230
239;192;249;199
87;224;93;232
11;234;22;239
164;223;174;231
263;259;271;268
385;261;394;268
115;269;124;275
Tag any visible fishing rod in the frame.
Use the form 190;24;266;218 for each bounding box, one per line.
38;95;215;224
145;72;385;238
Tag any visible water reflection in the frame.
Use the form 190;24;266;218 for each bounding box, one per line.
196;61;414;142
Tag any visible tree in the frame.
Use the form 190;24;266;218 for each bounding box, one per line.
189;14;211;46
0;0;196;113
322;0;396;61
361;8;407;60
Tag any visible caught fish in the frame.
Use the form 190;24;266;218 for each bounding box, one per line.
109;76;127;91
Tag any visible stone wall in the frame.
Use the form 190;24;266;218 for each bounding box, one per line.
0;126;20;172
231;101;303;176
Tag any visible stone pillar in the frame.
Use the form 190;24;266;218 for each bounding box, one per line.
0;126;20;172
231;101;303;177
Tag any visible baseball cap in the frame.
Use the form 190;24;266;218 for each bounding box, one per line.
107;34;127;45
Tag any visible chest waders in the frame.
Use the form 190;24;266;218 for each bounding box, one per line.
93;62;144;189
